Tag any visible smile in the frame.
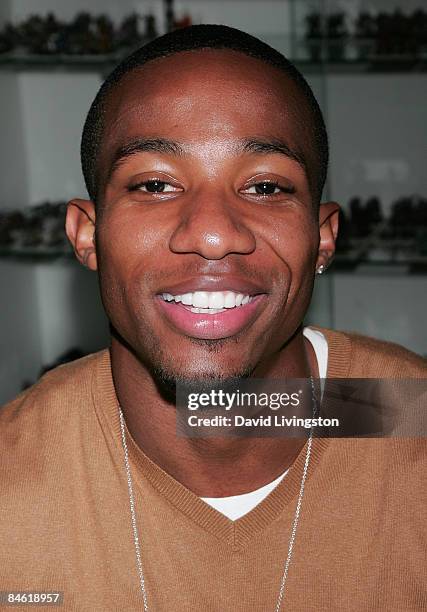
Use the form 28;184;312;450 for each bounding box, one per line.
160;290;254;314
156;290;266;340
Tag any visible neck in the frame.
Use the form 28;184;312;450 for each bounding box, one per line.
110;329;318;497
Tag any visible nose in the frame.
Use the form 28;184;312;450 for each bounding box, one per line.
169;189;256;260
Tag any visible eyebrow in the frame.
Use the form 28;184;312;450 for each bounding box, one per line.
107;135;307;182
237;137;307;171
107;137;185;181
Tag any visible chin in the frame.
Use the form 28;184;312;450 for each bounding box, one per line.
153;360;254;388
146;347;255;401
115;323;260;392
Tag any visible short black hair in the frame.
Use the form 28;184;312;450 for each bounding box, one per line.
81;24;328;205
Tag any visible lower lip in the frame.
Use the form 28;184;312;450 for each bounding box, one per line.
155;295;266;340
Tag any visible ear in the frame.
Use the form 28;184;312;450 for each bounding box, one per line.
316;201;340;272
65;198;97;271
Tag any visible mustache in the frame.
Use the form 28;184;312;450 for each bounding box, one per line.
141;259;274;286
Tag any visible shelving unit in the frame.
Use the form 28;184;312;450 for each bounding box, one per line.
0;52;426;74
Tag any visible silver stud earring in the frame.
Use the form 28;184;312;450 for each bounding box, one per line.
316;264;326;275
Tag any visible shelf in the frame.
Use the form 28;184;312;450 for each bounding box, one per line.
0;247;73;262
0;52;426;74
1;248;426;274
295;58;427;74
0;52;122;73
331;259;427;276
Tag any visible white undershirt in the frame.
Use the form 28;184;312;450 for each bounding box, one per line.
200;326;328;520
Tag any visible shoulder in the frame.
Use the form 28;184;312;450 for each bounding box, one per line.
0;349;109;428
0;349;110;494
314;327;427;378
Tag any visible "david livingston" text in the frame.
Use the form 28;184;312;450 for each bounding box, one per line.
188;414;340;428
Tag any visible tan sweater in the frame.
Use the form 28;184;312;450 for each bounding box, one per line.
1;328;426;612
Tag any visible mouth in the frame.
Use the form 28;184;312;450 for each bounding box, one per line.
155;289;268;340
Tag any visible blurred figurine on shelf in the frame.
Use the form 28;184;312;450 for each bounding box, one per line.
174;14;192;30
44;12;62;54
365;196;383;227
144;14;158;40
64;12;93;55
349;196;363;236
0;22;18;54
354;11;376;60
414;196;427;226
62;12;116;55
390;10;416;57
0;11;162;57
19;13;62;54
390;196;415;238
375;10;417;60
94;15;115;54
117;14;143;50
116;12;157;50
412;9;427;59
165;0;175;33
0;211;24;247
334;208;350;254
0;202;70;252
413;196;427;256
349;196;383;237
305;11;323;62
327;12;348;61
0;23;13;53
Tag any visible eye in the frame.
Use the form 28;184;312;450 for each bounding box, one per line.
242;181;295;197
247;182;281;195
128;180;181;193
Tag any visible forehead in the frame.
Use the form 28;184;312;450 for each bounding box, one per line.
100;49;315;174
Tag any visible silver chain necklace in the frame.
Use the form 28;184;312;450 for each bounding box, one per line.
118;376;318;612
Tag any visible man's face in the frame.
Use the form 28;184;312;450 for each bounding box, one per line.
94;50;322;383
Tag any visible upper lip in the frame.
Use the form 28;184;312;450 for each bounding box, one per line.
156;276;268;296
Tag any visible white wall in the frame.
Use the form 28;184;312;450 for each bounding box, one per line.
327;74;427;213
333;271;427;356
0;261;43;403
34;261;108;365
0;259;109;404
19;72;101;204
0;73;29;208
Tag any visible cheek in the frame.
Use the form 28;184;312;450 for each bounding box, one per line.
95;210;164;327
96;207;166;281
102;207;162;254
262;212;318;318
259;210;319;271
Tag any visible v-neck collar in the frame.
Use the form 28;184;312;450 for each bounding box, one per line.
91;327;351;548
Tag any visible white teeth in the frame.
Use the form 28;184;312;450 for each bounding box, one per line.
161;290;254;309
192;291;210;308
190;307;227;314
180;292;193;305
224;291;237;308
208;292;224;309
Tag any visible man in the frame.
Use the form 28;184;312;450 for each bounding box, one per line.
1;25;425;611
